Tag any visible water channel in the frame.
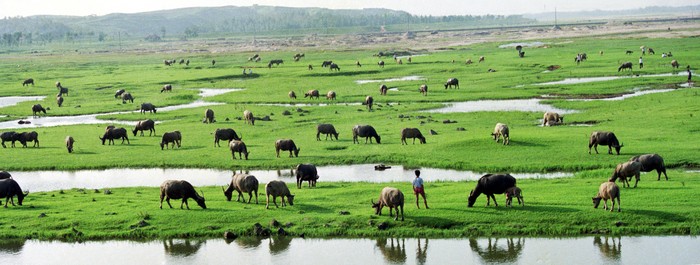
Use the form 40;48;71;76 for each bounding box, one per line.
0;236;697;265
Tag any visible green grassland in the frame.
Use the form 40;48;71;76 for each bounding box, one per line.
1;30;699;239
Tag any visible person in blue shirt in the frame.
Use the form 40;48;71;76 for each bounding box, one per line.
412;170;429;209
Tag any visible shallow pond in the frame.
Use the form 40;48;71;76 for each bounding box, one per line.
10;165;571;192
424;99;577;114
534;72;694;86
498;41;547;48
0;96;46;108
355;76;425;84
566;88;676;101
0;236;697;265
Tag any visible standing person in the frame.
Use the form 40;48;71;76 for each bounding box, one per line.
412;170;429;209
688;65;692;83
639;57;644;69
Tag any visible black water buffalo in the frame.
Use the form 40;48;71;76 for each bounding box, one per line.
444;78;459;89
133;119;156;136
329;63;340;71
288;91;297;99
229;140;249;160
56;82;68;95
32;104;46;116
353;125;381;144
364;96;374;110
203;109;215;123
1;132;19;148
161;84;172;93
467;174;517;207
321;61;333;67
100;127;130;145
400;128;426;145
17;131;39;148
420;84;428;96
379;84;388;95
618;62;633;72
372;187;404;221
159;180;206;210
378;60;385;68
0;178;29;207
316;123;339;141
65;136;75;153
589;131;623;155
629;154;668;181
121;92;134;104
275;139;300;158
56;94;64;107
160;131;182;150
295;163;319;188
114;89;125;99
0;171;11;179
214;128;242;147
141;103;157;114
22;78;34;86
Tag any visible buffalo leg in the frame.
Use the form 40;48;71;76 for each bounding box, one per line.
247;192;252;204
166;197;173;209
254;190;259;204
281;196;286;207
490;194;499;207
236;191;242;202
265;194;271;209
616;196;621;212
182;198;190;210
399;205;404;221
273;195;278;208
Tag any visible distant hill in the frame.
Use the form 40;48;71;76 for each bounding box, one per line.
523;5;700;21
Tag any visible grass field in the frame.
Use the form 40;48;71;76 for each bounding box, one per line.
1;27;699;239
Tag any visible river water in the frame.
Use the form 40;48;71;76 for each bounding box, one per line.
0;236;697;265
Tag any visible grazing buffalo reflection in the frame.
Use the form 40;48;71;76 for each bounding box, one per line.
376;238;406;264
468;238;524;263
163;239;203;257
234;237;263;249
268;236;293;255
594;236;621;261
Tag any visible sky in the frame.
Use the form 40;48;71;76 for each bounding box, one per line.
0;0;697;18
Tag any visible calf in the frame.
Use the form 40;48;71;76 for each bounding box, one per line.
265;180;294;209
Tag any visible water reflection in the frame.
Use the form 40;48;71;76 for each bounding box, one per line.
593;236;621;262
0;239;25;254
0;96;46;108
424;99;577;114
468;237;524;263
268;237;292;255
376;238;407;264
234;237;263;249
534;72;695;86
416;238;428;265
163;239;204;257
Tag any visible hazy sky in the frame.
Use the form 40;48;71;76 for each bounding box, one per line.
1;0;697;17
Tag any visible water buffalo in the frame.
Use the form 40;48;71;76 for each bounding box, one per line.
122;92;134;104
223;173;259;204
629;154;668;181
159;180;206;210
671;60;679;69
65;136;75;153
593;181;620;212
444;78;459;89
618;62;633;72
203;109;215;123
589;131;623;155
32;104;46;116
491;123;510;145
364;96;374;110
295;163;319;188
326;91;336;100
1;132;18;148
401;128;426;145
288;91;297;99
379;84;388;95
609;161;642;188
132;119;156;136
420;84;428;96
160;131;182;150
542;112;564;126
316;123;339;141
22;78;34;86
321;61;333;67
214;128;242;147
468;173;517;207
378;61;385;68
56;82;68;95
304;90;320;99
478;56;485;63
244;110;255;125
371;187;405;221
329;63;340;71
229;140;249;160
141;103;156;114
0;178;29;207
275;139;300;158
356;60;362;67
114;89;125;99
56;94;64;107
265;180;294;209
353;125;381;144
0;171;11;179
100;127;130;145
17;131;39;148
161;84;172;93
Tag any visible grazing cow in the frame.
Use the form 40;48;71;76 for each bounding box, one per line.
321;61;333;67
229;140;249;160
629;154;668;181
214;128;242;147
326;91;336;100
419;84;428;96
121;92;134;104
588;131;623;155
56;94;64;107
243;110;255;125
203;109;215;123
22;78;34;86
65;136;75;153
444;78;459;89
160;131;182;150
401;128;426;145
329;63;340;71
379;84;388;95
32;104;46;116
223;173;259;204
618;62;633;72
542;112;564;126
505;187;523;207
609;161;642;188
100;127;130;145
468;173;517;207
265;180;295;209
0;171;10;179
114;89;125;99
371;187;405;221
1;132;19;148
304;90;320;99
478;56;485;63
671;60;679;69
353;125;381;144
275;139;300;158
592;181;620;212
159;180;206;210
161;84;172;93
288;91;297;99
17;131;39;148
295;163;319;188
364;96;374;110
132;119;156;136
378;61;385;68
316;123;339;141
141;103;157;114
491;123;510;145
0;179;29;207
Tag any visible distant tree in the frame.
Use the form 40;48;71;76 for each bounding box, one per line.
98;32;107;42
144;34;161;42
160;26;166;39
184;26;199;38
